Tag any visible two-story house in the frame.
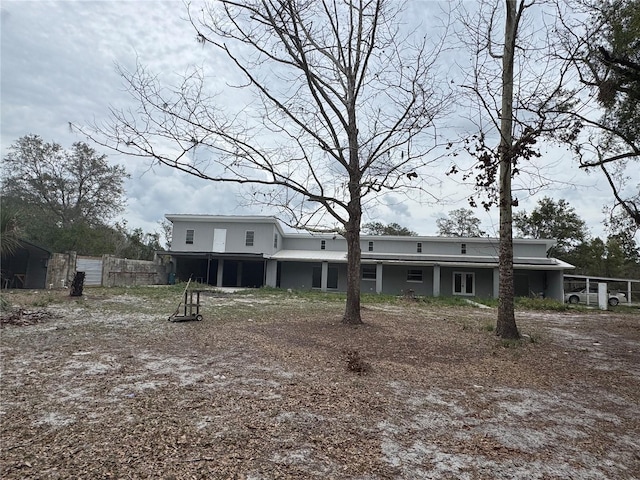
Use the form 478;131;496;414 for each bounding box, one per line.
165;214;573;301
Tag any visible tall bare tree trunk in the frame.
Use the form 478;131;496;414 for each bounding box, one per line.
343;94;363;325
343;217;362;324
496;0;520;339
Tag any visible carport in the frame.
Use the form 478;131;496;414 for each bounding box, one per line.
564;274;639;305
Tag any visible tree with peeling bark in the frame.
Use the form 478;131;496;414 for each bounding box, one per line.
84;1;452;324
451;1;576;338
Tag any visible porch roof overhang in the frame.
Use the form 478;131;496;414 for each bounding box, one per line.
269;250;347;262
268;250;574;270
165;251;266;260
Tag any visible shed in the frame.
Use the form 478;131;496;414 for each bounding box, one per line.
1;240;51;289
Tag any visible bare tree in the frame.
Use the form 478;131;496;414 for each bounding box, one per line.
452;0;576;338
83;1;452;324
556;0;640;226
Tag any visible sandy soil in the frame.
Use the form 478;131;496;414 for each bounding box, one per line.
1;289;639;479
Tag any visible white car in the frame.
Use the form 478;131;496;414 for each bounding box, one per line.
564;286;626;306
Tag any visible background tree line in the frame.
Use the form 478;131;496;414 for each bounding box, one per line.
1;135;162;260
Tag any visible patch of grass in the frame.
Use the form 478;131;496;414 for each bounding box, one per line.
30;293;57;308
242;287;348;303
526;333;540;344
609;304;640;314
460;296;572;312
420;296;472;307
102;283;190;297
483;322;495;332
516;297;570;311
0;294;9;311
499;338;522;349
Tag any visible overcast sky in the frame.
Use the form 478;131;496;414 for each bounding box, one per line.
1;1;633;240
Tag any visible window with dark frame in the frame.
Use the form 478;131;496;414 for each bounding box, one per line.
461;243;467;254
274;233;278;249
362;264;376;280
368;241;374;252
186;229;194;244
321;240;326;250
407;269;423;282
417;242;422;253
245;230;255;247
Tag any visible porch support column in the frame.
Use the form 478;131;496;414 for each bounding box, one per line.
375;263;383;294
321;262;328;292
627;281;632;305
493;267;499;299
217;259;224;287
265;260;278;288
433;265;441;297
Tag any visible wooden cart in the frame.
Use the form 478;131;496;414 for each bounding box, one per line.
168;277;204;322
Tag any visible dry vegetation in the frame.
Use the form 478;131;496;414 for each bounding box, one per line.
1;287;639;479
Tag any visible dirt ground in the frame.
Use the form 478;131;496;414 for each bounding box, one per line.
1;288;639;479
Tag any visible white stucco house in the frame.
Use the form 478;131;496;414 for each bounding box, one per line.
164;214;574;301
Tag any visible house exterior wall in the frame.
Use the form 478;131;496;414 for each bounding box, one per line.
513;242;549;257
171;220;279;255
279;261;313;290
278;262;348;291
281;234;548;259
439;267;495;298
165;214;569;301
281;235;346;252
547;270;565;300
376;265;435;296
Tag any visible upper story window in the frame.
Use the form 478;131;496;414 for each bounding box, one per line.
362;264;376;280
461;243;467;254
368;241;374;252
273;233;278;249
321;240;326;250
417;242;422;253
245;231;255;247
186;229;194;245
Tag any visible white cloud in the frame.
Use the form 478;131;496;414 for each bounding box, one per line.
1;1;634;241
